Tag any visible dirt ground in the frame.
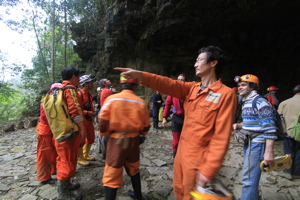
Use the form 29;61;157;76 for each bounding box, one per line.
0;124;176;200
1;123;299;200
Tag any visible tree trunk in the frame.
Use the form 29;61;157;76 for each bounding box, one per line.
51;0;56;82
64;0;67;68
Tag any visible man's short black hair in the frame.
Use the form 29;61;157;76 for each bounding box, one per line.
249;82;259;90
122;83;137;90
293;85;300;94
198;46;226;77
61;67;80;80
178;74;187;81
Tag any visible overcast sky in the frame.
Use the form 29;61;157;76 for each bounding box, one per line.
0;1;36;81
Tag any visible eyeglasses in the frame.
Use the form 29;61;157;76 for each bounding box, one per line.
195;58;206;64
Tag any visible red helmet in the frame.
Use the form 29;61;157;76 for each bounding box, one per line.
120;76;138;84
267;86;278;91
232;87;238;92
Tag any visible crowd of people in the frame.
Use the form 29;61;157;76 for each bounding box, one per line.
34;45;300;200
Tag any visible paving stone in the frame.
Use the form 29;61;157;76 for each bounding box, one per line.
0;152;24;161
288;187;300;200
18;194;38;200
152;179;173;198
261;186;289;200
38;184;57;199
151;159;167;167
0;127;298;200
0;183;10;191
140;157;151;166
218;166;238;179
28;181;41;187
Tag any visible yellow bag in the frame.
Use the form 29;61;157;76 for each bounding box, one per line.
159;106;164;122
41;86;79;143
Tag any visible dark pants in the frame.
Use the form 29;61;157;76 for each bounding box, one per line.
152;106;160;123
284;137;300;176
171;114;184;132
171;114;184;151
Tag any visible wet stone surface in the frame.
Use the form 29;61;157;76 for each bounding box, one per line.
0;126;299;200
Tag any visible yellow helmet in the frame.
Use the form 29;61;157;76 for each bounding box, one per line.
234;74;259;87
190;180;233;200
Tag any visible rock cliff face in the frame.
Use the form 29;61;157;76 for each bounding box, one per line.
71;0;300;100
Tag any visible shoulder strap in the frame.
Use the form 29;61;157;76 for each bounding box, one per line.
252;95;265;114
77;88;84;102
61;86;76;90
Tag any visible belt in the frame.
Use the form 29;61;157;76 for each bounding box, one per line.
173;113;184;117
111;130;140;149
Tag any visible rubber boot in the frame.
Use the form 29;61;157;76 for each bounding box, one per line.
41;178;56;185
68;181;80;190
104;186;118;200
154;121;161;129
153;122;158;131
83;144;95;161
127;172;144;200
57;180;82;200
77;148;90;166
172;151;177;159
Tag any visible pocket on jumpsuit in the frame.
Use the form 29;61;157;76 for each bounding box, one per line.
195;102;219;126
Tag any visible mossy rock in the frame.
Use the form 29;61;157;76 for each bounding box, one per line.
17;120;24;129
4;124;15;132
29;118;38;127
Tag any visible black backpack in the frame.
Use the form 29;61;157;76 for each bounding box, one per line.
252;95;287;141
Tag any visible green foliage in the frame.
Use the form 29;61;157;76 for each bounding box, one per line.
0;81;15;103
0;81;26;122
20;91;42;120
1;0;105;121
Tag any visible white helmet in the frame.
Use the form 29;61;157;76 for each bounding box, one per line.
80;74;93;85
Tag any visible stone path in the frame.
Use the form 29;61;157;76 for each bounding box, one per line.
0;126;299;200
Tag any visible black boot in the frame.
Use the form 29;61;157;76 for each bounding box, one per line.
105;186;118;200
153;122;158;130
128;172;144;200
68;181;80;190
57;180;82;200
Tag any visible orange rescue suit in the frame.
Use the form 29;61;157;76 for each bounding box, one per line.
78;88;95;144
36;104;57;181
140;72;237;200
100;87;113;107
54;81;83;181
98;90;150;188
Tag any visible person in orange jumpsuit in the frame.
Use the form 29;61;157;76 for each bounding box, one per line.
115;46;237;200
55;66;87;200
98;78;115;160
98;77;150;200
162;74;186;158
36;83;60;184
77;75;96;166
99;78;114;107
264;86;279;109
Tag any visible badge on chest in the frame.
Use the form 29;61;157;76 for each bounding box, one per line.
205;92;222;103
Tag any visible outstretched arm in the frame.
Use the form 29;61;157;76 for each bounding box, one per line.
115;68;143;80
115;68;192;100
